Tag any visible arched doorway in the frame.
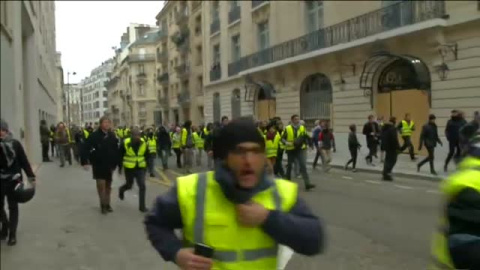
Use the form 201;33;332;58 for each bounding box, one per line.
231;89;241;119
374;56;431;155
213;92;221;122
300;73;333;126
256;82;276;121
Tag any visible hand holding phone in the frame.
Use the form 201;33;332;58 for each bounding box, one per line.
194;243;214;258
175;247;213;270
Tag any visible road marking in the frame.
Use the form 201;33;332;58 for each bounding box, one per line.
277;245;294;270
394;184;414;190
365;180;381;185
155;168;172;185
342;176;353;180
426;189;440;194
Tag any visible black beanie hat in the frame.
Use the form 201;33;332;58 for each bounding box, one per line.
214;117;265;159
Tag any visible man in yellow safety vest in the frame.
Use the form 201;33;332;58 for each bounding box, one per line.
430;131;480;269
192;125;204;167
397;113;416;161
145;128;157;177
145;117;324;270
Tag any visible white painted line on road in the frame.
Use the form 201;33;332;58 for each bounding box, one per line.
426;189;440;194
394;184;414;190
365;180;381;185
277;245;294;270
342;176;353;180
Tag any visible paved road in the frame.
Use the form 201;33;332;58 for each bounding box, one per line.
0;156;441;270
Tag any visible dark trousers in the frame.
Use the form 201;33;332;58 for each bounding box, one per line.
286;149;310;187
450;239;480;270
366;142;378;164
120;169;146;210
158;148;169;169
445;141;461;168
418;147;435;172
147;156;156;175
400;136;415;160
0;181;19;237
383;151;398;177
50;141;55;156
346;148;358;169
312;147;325;168
274;148;285;177
173;148;182;168
41;142;49;161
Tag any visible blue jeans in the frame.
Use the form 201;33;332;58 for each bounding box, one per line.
286;149;310;187
158;147;169;169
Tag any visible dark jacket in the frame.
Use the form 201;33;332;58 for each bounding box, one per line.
0;136;35;181
40;124;50;144
81;129;119;171
156;127;171;150
348;132;361;149
119;138;151;171
445;116;465;143
144;166;325;262
381;122;400;152
363;121;380;146
419;122;442;149
203;128;215;151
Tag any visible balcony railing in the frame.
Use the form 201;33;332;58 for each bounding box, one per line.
210;19;220;35
229;0;446;76
137;72;146;77
157;73;169;85
252;0;268;9
156;51;168;62
210;65;222;82
229;6;241;24
175;64;191;79
127;54;155;63
177;91;191;105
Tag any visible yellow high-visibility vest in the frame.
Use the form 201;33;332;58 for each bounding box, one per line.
264;133;281;158
171;133;181;149
430;157;480;269
177;172;298;270
401;120;415;137
192;132;204;149
284;125;306;150
278;130;285;150
83;129;90;139
203;127;210;136
147;137;157;154
122;137;147;169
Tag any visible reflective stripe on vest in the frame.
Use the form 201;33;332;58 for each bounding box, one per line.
147;138;157;154
285;125;306;150
178;173;298;269
430;158;480;269
122;138;147;169
193;132;204;149
401;120;414;136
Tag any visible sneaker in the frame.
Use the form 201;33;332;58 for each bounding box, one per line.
431;171;438;176
139;207;149;213
118;190;124;201
305;184;316;191
7;234;16;246
382;175;393;181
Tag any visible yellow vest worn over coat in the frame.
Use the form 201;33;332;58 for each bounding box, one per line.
177;172;298;270
264;133;281;158
284;125;307;150
147;137;157;154
122;138;147;169
193;132;204;149
430;157;480;269
401;120;415;137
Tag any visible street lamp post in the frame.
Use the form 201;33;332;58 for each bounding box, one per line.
66;71;76;126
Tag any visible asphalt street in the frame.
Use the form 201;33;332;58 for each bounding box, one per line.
0;154;442;270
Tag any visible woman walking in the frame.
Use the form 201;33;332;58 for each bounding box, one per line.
81;117;120;214
0;119;36;246
171;127;182;169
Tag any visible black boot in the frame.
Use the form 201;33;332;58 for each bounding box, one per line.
105;205;113;213
7;232;16;246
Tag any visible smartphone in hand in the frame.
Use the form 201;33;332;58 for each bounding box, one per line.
194;243;214;258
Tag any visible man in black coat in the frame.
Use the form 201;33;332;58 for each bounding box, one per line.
444;110;465;171
381;117;400;181
156;125;171;170
81;117;120;214
418;114;443;175
362;115;380;165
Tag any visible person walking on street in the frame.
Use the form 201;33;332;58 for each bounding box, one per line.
430;131;480;270
156;125;171;170
282;115;315;191
118;128;150;213
181;120;195;174
192;125;204;167
318;122;336;172
49;124;56;158
377;116;385;162
459;110;479;157
144;117;325;270
264;121;280;175
81;117;120;214
381;117;400;181
444;110;465;172
55;122;73;167
417;114;443;175
397;113;417;161
171;127;183;169
146;129;157;177
312;120;325;170
363;115;380;166
39;120;51;162
0;119;36;246
273;120;286;178
202;123;214;170
345;124;361;172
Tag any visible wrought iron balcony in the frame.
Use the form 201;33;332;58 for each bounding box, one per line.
171;29;190;46
177;91;191;106
210;64;221;82
229;0;446;76
175;64;190;79
157;73;169;85
137;72;146;77
252;0;268;9
127;54;155;63
210;19;220;35
156;51;168;62
229;6;241;24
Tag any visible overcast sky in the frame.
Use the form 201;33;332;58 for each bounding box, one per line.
56;1;164;84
